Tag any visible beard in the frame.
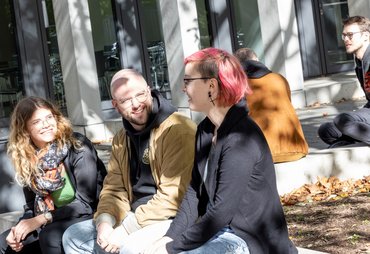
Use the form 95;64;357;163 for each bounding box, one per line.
124;106;150;130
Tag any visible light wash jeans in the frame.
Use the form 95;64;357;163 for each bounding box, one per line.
180;228;249;254
62;218;172;254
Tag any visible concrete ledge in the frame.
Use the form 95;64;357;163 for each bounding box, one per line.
303;72;362;107
0;211;22;234
275;145;370;195
297;247;328;253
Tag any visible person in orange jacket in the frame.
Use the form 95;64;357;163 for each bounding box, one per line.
235;48;308;163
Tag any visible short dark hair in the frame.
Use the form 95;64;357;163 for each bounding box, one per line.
234;48;258;63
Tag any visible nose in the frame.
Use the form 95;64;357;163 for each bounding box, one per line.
41;119;51;128
131;97;140;108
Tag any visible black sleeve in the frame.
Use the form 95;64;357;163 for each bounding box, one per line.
169;132;262;252
165;165;202;239
51;134;101;222
20;188;35;220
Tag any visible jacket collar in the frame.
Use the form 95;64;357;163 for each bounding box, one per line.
241;60;271;78
202;99;249;138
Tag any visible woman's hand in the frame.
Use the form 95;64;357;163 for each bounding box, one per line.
12;215;45;242
142;236;173;254
6;227;24;252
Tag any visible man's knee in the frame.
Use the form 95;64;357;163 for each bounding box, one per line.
333;112;357;128
318;122;332;137
62;219;96;252
318;122;342;144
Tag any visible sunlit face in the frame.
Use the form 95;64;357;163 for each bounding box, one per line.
112;78;152;131
342;23;368;55
183;62;213;113
26;108;57;149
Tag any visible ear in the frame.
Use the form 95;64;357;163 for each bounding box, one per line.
111;99;118;108
209;77;218;88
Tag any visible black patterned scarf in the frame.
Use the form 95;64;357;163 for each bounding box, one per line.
30;142;69;215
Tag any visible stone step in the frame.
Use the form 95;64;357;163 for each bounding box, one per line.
275;143;370;195
292;72;363;109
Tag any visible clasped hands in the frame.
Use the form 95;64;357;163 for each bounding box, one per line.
6;215;45;252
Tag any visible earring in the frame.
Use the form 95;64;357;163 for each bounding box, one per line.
208;91;215;106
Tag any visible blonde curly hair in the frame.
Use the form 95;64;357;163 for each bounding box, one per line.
7;96;80;187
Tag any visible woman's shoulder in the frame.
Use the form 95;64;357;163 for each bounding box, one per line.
72;132;93;145
72;131;87;141
69;132;95;153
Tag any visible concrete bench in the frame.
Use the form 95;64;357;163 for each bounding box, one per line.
275;145;370;195
0;211;22;234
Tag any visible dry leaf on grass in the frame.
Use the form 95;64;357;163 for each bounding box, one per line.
280;175;370;206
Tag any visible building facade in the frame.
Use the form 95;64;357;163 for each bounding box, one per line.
0;0;369;142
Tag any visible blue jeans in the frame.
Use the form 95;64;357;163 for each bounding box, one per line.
180;228;249;254
63;218;172;254
62;219;101;254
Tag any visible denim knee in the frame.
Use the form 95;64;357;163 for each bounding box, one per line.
62;219;96;254
180;230;249;254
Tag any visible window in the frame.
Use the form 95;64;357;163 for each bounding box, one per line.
89;0;121;102
231;0;264;60
0;0;23;119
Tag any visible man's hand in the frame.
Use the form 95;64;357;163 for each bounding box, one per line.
142;236;173;254
97;223;129;253
97;222;114;250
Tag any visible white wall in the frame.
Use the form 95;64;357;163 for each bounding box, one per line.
257;0;306;107
52;0;110;141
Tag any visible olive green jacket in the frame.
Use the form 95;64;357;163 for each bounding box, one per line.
94;112;196;227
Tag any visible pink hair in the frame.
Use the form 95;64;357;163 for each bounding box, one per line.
184;47;252;107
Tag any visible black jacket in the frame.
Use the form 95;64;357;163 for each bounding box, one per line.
355;45;370;108
166;100;297;254
22;132;106;222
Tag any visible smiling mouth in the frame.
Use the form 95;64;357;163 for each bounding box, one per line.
41;129;53;134
132;107;144;114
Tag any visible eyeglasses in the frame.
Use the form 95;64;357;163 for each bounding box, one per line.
117;90;148;109
183;77;213;86
341;31;362;40
30;114;56;129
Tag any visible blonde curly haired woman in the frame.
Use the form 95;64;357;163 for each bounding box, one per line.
0;97;106;254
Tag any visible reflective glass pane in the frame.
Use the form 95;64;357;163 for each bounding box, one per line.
0;1;24;119
140;0;171;99
321;0;352;65
89;0;121;102
195;0;212;49
44;0;67;113
231;0;264;60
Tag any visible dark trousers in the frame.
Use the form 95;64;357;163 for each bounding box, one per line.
0;215;91;254
318;107;370;145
